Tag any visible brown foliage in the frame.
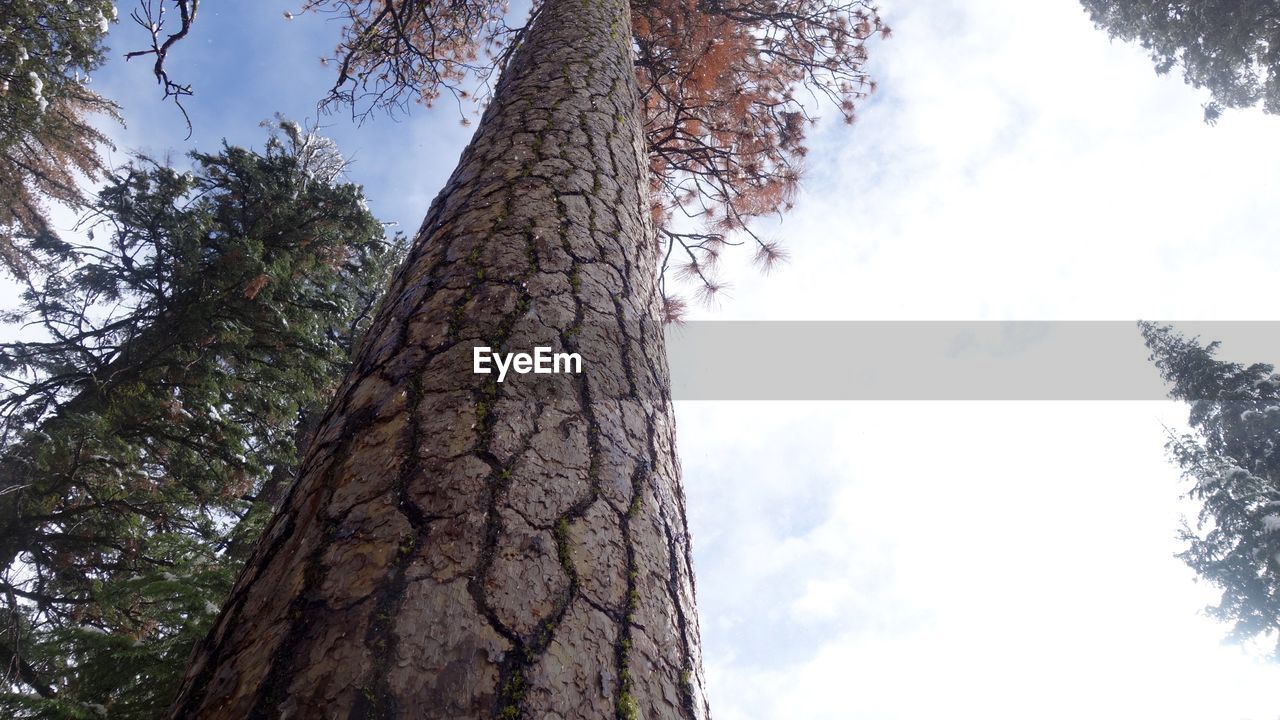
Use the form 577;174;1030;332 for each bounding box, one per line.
144;0;885;311
242;273;272;299
633;0;885;308
0;85;120;279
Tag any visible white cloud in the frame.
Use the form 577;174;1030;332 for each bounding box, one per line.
687;0;1280;322
674;1;1280;715
680;402;1280;719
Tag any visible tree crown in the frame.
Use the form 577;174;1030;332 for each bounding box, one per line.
1081;0;1280;123
130;0;887;315
1143;322;1280;656
0;0;121;279
0;124;401;717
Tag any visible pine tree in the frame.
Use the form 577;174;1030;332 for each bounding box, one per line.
1080;0;1280;123
1142;323;1280;656
0;0;121;278
160;0;885;716
0;123;400;718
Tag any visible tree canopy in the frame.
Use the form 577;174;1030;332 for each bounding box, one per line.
1081;0;1280;123
128;0;888;315
1143;323;1280;657
0;123;401;718
0;0;121;279
311;0;885;309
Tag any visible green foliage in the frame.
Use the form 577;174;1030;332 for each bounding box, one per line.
0;123;403;717
1081;0;1280;122
1142;323;1280;656
0;0;121;277
0;1;113;122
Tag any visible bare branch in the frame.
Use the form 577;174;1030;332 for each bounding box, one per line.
124;0;200;139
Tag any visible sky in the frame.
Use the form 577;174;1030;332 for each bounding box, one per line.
23;0;1280;717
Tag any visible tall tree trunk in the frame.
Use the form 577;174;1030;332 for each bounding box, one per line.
167;0;709;716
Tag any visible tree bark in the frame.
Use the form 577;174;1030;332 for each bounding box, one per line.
167;0;709;716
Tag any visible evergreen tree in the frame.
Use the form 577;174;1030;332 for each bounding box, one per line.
0;122;401;718
1080;0;1280;123
0;0;121;278
1142;323;1280;656
132;0;888;715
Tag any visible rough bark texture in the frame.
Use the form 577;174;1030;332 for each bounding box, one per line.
167;0;709;717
